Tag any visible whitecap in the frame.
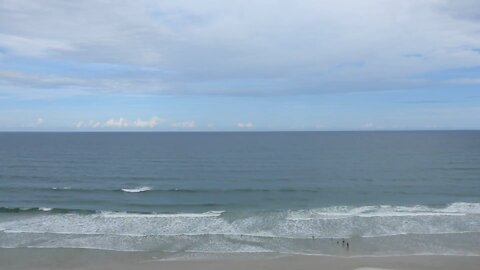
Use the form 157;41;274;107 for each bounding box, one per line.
121;186;152;193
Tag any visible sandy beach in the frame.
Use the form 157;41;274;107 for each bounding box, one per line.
124;255;480;270
153;255;480;270
1;248;480;270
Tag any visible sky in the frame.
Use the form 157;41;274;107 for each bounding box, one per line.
0;0;479;131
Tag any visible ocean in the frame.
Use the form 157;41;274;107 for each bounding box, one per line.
1;131;479;259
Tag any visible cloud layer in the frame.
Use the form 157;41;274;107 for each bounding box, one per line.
1;0;480;96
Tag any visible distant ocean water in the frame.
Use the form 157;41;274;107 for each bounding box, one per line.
1;131;479;258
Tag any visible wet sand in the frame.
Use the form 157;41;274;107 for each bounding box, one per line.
1;248;480;270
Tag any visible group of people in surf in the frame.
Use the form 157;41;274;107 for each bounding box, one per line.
337;238;350;251
311;235;350;251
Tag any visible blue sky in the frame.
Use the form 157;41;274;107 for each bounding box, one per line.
0;0;479;131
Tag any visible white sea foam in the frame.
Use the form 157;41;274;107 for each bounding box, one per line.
1;203;479;238
39;207;52;212
1;202;480;255
100;210;225;218
121;186;152;193
286;203;480;220
444;202;480;214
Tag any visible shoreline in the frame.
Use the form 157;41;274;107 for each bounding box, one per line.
2;248;480;270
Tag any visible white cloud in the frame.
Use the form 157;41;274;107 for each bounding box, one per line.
91;121;101;128
171;121;196;129
75;116;162;129
75;121;85;128
237;122;253;128
105;118;129;128
22;117;45;128
362;122;375;129
35;117;44;126
133;116;162;128
75;120;101;128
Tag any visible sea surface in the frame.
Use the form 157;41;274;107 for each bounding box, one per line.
1;131;479;259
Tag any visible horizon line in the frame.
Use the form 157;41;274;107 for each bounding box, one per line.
1;129;479;133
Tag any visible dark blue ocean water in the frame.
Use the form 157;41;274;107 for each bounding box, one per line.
1;131;479;256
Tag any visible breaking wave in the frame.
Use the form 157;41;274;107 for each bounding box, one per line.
1;203;479;255
121;186;152;193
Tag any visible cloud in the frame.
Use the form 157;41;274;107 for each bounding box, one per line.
105;118;129;128
446;78;480;85
0;70;85;89
75;121;85;128
35;117;44;126
0;70;169;97
237;122;253;129
75;120;102;129
75;116;163;129
1;0;480;97
440;0;480;21
171;121;196;129
91;121;101;128
133;116;162;128
362;122;375;129
0;33;74;57
21;117;45;128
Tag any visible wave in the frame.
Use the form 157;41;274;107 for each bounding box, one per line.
0;207;96;214
286;202;480;220
50;186;284;193
0;207;38;213
51;187;71;190
120;186;152;193
1;203;479;237
2;202;478;217
2;228;480;255
1;202;480;255
99;210;224;218
25;186;329;193
0;207;226;216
